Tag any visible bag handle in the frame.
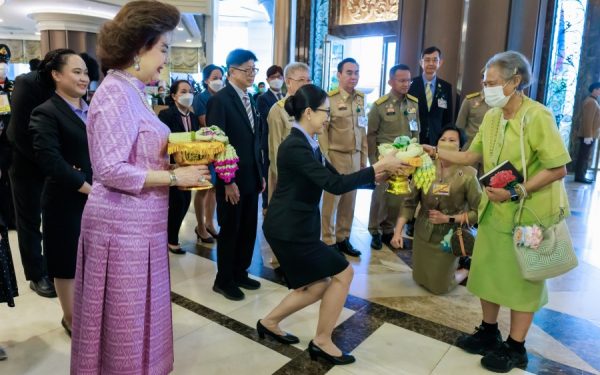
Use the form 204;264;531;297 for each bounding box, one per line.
456;212;470;257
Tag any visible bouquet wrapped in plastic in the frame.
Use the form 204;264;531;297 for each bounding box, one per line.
377;136;436;195
168;125;239;189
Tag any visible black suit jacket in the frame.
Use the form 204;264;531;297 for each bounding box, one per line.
158;105;200;133
6;71;54;171
0;79;14;170
256;90;279;155
206;82;262;195
408;76;453;144
263;128;375;243
29;94;92;206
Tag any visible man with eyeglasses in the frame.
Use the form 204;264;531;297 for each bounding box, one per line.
408;46;453;145
319;57;366;257
206;48;264;301
266;62;312;206
367;64;420;250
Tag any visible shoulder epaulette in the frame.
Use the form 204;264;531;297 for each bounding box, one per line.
466;92;481;99
328;88;339;97
277;98;286;107
375;95;390;105
407;94;419;103
355;90;364;97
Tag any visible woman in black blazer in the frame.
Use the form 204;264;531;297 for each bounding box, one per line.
158;80;207;254
258;85;405;365
29;50;92;335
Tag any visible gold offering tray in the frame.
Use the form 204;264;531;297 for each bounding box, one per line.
167;141;225;190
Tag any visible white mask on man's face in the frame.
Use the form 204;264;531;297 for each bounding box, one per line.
269;78;284;90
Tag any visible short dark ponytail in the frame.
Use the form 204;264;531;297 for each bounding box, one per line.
284;84;328;122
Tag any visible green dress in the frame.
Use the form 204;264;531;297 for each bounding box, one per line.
400;163;481;295
467;97;571;312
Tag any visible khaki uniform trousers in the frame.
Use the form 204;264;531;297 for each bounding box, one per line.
367;182;402;235
321;150;361;244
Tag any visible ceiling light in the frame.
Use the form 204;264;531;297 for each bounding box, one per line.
177;27;184;31
186;39;192;43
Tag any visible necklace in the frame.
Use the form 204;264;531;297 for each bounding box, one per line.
109;69;154;115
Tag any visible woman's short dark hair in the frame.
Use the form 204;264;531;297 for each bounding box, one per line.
79;53;100;82
29;58;41;71
166;79;192;106
38;48;77;88
202;64;223;88
97;0;180;71
284;84;328;122
437;124;466;149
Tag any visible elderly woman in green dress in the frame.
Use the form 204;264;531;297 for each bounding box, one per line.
423;51;570;373
390;125;481;295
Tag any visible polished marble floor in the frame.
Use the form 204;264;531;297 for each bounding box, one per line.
1;174;599;374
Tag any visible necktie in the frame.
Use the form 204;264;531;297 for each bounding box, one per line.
277;93;283;100
242;93;255;131
425;82;433;110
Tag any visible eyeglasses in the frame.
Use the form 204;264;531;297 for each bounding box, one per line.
315;108;330;117
232;66;259;76
289;77;313;84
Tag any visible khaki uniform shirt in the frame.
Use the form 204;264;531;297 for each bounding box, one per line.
577;96;600;139
267;98;294;180
319;88;368;166
456;91;490;149
367;92;420;165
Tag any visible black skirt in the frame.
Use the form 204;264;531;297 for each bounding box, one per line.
265;236;349;289
0;225;18;307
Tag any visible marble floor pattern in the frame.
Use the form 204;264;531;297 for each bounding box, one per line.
1;175;599;374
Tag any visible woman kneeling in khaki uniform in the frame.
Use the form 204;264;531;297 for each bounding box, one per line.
391;125;481;294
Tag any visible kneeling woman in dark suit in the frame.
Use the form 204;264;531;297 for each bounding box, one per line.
30;49;92;335
259;84;406;365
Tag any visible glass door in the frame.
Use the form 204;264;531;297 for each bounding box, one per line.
380;36;398;96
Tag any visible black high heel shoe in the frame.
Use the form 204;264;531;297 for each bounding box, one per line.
195;226;214;244
206;227;219;239
256;320;300;344
308;340;355;365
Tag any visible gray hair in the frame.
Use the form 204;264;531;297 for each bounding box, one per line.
485;51;532;90
284;62;310;79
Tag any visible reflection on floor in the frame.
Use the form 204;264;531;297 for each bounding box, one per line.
1;175;599;374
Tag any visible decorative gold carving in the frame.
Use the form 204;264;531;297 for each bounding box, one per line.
340;0;399;25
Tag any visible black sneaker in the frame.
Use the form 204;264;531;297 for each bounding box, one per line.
481;342;528;373
370;233;383;250
456;325;502;355
337;238;361;257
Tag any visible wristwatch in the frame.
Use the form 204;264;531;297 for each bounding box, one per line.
448;216;456;224
169;170;178;187
508;186;519;202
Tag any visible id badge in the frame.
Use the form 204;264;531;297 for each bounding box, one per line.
437;98;447;109
0;94;10;115
433;182;450;196
358;115;368;128
409;119;418;132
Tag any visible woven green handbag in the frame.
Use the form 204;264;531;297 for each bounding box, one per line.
511;117;577;282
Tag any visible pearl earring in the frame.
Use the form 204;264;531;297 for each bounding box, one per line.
133;56;141;71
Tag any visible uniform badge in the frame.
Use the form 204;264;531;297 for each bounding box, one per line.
473;100;480;108
386;103;396;115
337;101;348;111
407;107;416;114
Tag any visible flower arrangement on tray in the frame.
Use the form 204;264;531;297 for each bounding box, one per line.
377;136;436;195
167;125;239;189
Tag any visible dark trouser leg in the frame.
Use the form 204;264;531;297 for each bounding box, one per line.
167;187;192;245
8;161;45;281
574;138;594;180
233;193;258;281
215;190;242;286
261;158;269;209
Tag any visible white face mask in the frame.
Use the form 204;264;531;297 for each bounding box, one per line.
0;63;7;80
177;93;194;108
269;78;284;90
484;83;515;108
208;79;224;92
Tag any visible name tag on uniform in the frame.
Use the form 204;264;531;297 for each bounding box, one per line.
409;119;418;132
358;115;368;128
337;101;348;111
437;98;448;109
433;182;450;196
386;104;395;115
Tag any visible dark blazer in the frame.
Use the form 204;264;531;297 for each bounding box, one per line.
7;71;54;170
256;90;279;154
0;78;14;171
408;76;453;145
263;128;375;243
29;94;91;266
206;82;262;195
158;105;200;133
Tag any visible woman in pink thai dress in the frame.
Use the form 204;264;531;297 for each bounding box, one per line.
70;2;209;374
